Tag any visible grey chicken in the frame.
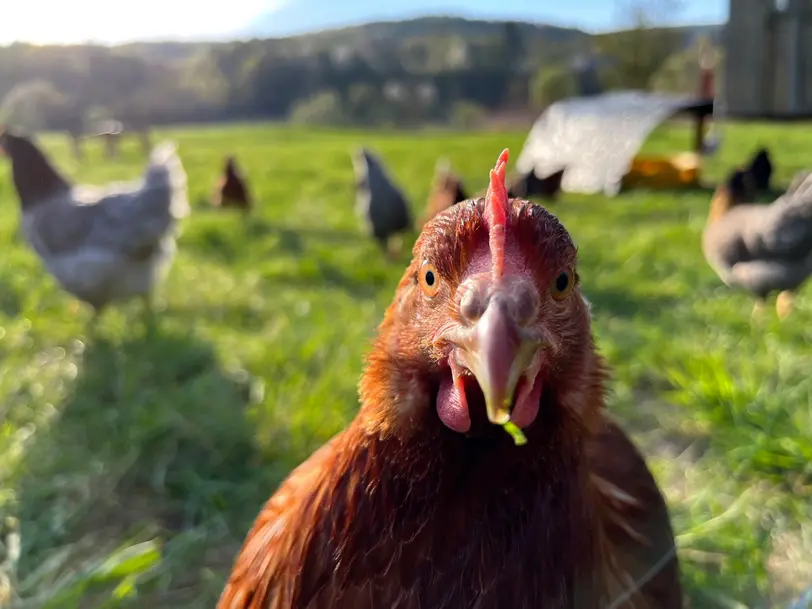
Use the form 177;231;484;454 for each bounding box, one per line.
703;168;812;319
0;128;189;319
351;147;412;259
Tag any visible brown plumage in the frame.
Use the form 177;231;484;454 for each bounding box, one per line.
419;158;469;227
420;162;561;230
218;150;681;609
706;169;755;224
213;156;252;212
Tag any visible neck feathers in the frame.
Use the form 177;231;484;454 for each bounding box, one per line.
333;411;605;605
708;186;735;224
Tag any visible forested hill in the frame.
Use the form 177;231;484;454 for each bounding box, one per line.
0;16;722;130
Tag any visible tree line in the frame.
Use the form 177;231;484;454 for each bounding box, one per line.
0;17;721;132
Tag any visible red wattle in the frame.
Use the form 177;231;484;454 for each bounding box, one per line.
510;374;543;429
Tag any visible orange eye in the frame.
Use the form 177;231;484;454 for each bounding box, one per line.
550;268;575;301
419;261;441;297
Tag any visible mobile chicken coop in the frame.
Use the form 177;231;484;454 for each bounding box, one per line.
514;91;718;196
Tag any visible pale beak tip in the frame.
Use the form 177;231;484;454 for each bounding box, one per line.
486;405;511;426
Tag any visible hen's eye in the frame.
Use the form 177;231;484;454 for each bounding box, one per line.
551;269;574;301
419;261;441;297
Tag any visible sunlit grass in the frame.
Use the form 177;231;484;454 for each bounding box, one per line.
0;121;810;607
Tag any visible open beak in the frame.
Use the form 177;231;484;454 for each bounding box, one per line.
454;296;540;425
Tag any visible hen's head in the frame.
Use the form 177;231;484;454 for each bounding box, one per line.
224;155;242;178
361;150;596;439
0;127;71;208
751;147;771;166
0;128;50;167
0;127;24;157
709;168;755;222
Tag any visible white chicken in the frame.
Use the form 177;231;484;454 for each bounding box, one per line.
0;128;189;318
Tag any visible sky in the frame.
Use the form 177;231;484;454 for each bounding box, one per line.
0;0;727;45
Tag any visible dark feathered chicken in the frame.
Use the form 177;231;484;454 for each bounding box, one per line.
217;149;682;609
720;168;758;204
745;147;773;193
703;167;812;319
508;167;565;200
213;155;252;213
351;147;413;258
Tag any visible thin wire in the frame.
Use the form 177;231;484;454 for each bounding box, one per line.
606;544;678;609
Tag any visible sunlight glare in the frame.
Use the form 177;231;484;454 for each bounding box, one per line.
0;0;283;44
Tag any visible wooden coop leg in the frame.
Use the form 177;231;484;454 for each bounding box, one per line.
105;134;120;159
71;136;83;161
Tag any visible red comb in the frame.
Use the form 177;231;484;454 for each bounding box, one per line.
485;148;510;279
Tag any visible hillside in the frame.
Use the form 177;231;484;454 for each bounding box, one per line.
116;41;214;66
114;16;721;66
0;15;723;132
241;14;589;45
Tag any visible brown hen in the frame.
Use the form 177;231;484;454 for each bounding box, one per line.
218;150;682;609
213;155;251;212
419;157;469;227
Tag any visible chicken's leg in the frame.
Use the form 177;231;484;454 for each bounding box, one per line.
86;305;105;338
386;235;404;261
750;299;766;323
375;235;396;262
776;290;795;320
142;293;157;334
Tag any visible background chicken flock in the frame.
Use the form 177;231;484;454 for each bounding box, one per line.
0;121;810;608
1;128;806;327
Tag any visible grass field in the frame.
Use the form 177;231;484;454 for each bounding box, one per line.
0;121;810;608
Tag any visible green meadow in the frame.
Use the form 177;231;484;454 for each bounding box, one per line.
0;122;810;607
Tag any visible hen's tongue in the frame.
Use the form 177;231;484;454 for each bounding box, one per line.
437;373;471;433
436;365;544;434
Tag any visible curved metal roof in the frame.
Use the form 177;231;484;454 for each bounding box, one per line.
515;91;714;196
